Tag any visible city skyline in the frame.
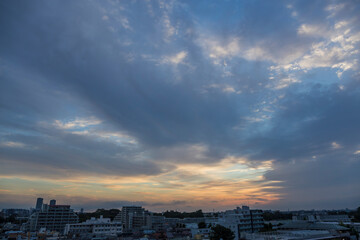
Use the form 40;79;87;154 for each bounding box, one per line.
2;197;358;213
1;0;360;212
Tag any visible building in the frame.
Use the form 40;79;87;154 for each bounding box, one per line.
1;208;30;219
27;199;78;232
121;206;148;232
113;211;122;222
278;221;349;232
182;217;206;224
292;213;352;223
35;198;43;211
49;199;56;206
319;214;352;222
251;221;352;240
218;206;264;240
244;230;349;240
250;209;264;232
64;215;122;237
278;221;351;239
146;215;166;231
191;228;211;240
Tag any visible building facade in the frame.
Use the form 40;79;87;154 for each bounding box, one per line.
121;206;148;232
1;208;30;219
219;206;264;240
146;215;166;231
27;199;78;232
35;198;43;211
64;216;122;237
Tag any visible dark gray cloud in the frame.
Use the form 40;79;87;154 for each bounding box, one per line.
0;0;243;149
263;155;360;210
149;200;188;207
0;124;170;178
246;83;360;161
244;83;360;209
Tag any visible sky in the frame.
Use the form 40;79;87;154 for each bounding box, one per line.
0;0;359;212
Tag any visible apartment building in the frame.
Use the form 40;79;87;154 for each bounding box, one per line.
219;206;264;240
64;215;122;237
27;199;78;232
121;206;148;232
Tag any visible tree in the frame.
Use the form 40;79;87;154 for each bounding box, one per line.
260;223;273;232
354;207;360;222
211;224;235;240
348;226;359;240
198;221;206;229
263;210;292;221
7;214;17;224
78;208;121;222
176;223;186;228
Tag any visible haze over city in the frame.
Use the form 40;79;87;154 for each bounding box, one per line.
0;0;359;212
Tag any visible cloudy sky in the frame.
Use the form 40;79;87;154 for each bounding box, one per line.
0;0;359;212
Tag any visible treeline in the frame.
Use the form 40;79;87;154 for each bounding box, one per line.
263;210;292;221
78;208;120;222
77;207;360;223
77;209;204;222
160;209;204;219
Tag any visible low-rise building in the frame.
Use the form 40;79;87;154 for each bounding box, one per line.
64;215;122;237
1;209;30;219
146;215;166;231
244;230;348;240
319;214;352;222
190;228;211;240
278;221;351;239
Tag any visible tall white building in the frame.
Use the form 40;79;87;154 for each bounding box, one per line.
218;206;264;240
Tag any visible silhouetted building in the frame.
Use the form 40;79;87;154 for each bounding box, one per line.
35;198;43;211
49;199;56;206
1;209;30;219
